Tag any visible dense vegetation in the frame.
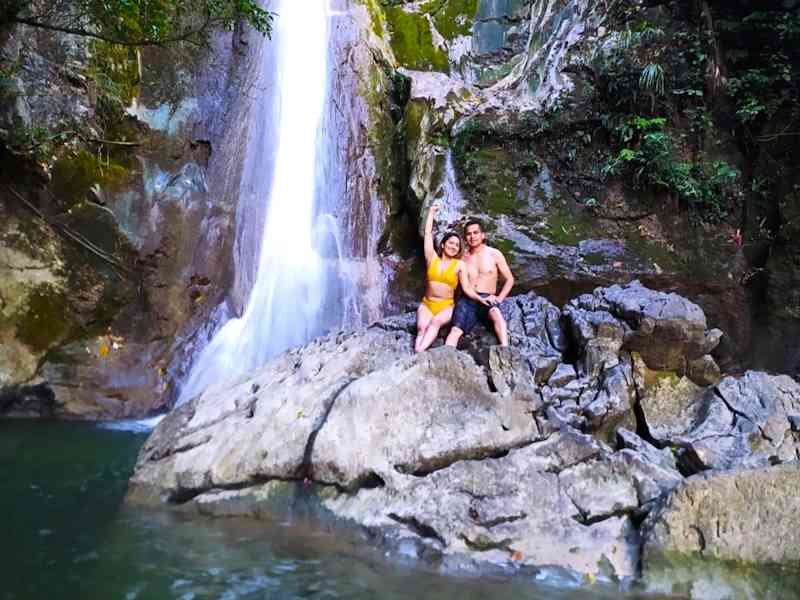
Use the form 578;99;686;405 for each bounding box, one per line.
0;0;273;46
594;1;800;227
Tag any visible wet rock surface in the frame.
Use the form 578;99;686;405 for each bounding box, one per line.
128;282;800;581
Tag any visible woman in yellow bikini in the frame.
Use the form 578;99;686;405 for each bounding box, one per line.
416;204;489;353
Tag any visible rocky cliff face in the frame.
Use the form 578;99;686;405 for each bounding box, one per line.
365;0;796;372
127;281;800;589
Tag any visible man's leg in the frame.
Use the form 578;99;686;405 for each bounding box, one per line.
446;298;474;348
445;326;464;348
488;307;509;346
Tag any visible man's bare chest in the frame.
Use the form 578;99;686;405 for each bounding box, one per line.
466;253;496;277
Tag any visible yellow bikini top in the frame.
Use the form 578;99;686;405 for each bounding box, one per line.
427;256;460;289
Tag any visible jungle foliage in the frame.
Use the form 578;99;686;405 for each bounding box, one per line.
0;0;273;47
593;1;800;225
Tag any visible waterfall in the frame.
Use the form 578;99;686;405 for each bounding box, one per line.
437;150;467;227
178;0;355;404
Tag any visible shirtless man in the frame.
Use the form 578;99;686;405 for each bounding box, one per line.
445;219;515;348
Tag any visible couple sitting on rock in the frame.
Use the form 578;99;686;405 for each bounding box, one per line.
415;204;515;353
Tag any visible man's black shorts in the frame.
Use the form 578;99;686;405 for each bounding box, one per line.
452;293;512;334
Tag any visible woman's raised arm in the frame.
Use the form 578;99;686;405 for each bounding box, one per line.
423;203;438;263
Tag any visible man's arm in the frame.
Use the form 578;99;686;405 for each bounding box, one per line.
494;249;514;302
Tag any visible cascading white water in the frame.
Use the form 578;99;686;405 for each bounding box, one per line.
438;150;467;226
178;0;349;404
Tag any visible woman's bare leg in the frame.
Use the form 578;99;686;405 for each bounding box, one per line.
417;306;454;352
415;304;434;352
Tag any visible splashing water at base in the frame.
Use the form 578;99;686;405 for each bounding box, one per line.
179;1;349;404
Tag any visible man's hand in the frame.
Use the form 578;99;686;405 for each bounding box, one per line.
484;295;500;306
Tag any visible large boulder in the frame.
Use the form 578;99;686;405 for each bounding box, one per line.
310;347;548;489
640;371;800;472
127;326;415;503
642;463;800;566
564;281;722;380
323;430;647;580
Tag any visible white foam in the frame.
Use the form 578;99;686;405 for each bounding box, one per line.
98;415;166;433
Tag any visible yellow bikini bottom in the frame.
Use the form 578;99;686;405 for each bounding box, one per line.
421;296;454;316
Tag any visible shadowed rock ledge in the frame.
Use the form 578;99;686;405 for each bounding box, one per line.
127;281;800;584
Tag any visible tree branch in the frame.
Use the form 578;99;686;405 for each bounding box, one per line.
7;185;131;277
11;16;210;47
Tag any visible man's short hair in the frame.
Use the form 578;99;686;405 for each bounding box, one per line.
464;218;483;233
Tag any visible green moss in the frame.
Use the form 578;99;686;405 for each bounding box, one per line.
384;6;450;72
360;0;388;38
88;41;140;106
421;0;478;40
541;207;596;246
404;99;428;151
13;284;70;353
493;237;518;255
361;66;396;202
50;150;131;207
643;368;681;389
623;231;682;272
458;145;519;214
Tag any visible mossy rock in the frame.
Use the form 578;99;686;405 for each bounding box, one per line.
11;283;71;354
421;0;478;40
456;145;520;214
51;150;132;208
541;206;596;246
622;231;683;273
383;6;450;72
404;99;429;152
361;0;389;38
88;41;140;107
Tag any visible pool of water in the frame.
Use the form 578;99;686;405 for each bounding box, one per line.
1;420;794;600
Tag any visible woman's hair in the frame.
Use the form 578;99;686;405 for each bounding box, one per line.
438;231;463;258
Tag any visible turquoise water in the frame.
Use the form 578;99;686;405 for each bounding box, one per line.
2;420;793;599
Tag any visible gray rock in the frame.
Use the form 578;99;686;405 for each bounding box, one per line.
686;354;722;387
594;281;720;372
563;305;626;378
617;428;678;473
790;415;800;432
128;283;800;579
642;463;800;566
548;363;577;388
323;431;641;580
641;371;800;472
515;292;566;354
580;362;636;441
638;374;707;444
127;327;414;503
487;346;540;403
311;347;548;489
